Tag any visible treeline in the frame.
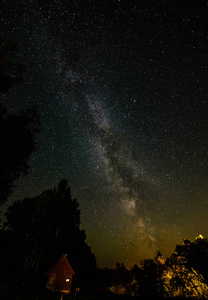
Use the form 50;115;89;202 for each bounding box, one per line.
96;236;208;299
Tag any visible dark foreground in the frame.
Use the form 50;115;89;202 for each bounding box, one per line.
0;285;130;300
0;285;204;300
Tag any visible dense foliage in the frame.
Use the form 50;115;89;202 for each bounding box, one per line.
1;179;96;289
0;104;40;204
108;236;208;299
0;36;40;204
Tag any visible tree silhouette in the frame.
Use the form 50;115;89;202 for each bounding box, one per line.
4;179;96;287
139;258;160;298
0;36;40;204
171;236;208;285
0;104;40;204
128;264;140;297
163;251;208;298
0;35;40;205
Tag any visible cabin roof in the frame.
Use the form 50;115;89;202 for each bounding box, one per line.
46;254;75;276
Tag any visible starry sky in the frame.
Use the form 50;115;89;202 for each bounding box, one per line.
1;0;208;268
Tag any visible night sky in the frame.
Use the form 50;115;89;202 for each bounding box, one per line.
1;0;208;268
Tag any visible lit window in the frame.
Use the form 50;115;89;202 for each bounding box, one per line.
66;279;70;282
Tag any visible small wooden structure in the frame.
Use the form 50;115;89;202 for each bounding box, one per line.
46;254;75;295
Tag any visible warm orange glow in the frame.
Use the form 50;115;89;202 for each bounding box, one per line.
60;290;70;294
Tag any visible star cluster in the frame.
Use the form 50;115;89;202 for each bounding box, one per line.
1;0;208;267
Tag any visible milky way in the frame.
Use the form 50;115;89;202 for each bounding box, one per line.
1;0;208;267
51;45;160;256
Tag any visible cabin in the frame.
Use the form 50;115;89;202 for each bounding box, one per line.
46;254;75;294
